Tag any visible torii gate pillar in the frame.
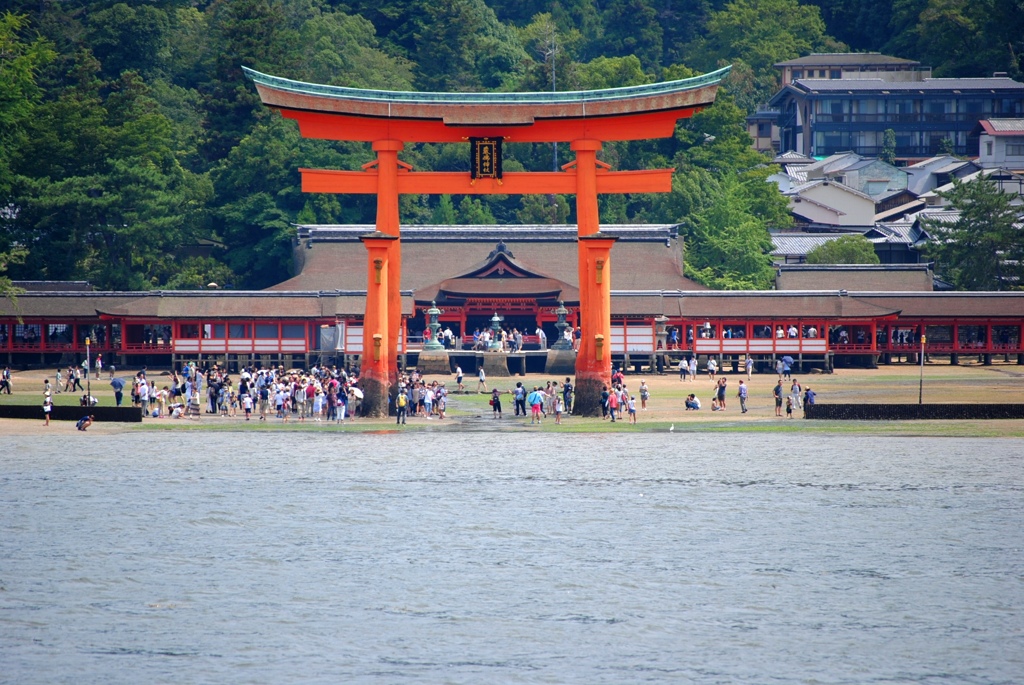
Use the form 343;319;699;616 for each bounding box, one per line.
572;139;616;415
373;140;404;391
359;232;397;417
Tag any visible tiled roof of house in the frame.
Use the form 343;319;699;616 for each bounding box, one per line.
874;200;926;222
803;151;862;175
775;53;920;68
771;233;845;256
980;119;1024;136
785;167;809;183
773;151;815;164
906;155;961;170
792;179;875;202
776;265;934;292
867;222;927;244
791;77;1024;92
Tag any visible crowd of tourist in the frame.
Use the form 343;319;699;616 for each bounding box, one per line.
106;362;368;422
30;354;823;426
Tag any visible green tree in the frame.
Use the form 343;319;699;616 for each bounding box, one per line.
517;194;570;224
210;118;372;289
163;256;237;290
681;174;776;289
456;196;497;224
806;234;881;264
922;176;1024;290
201;0;285;162
0;12;55;199
575;55;650;90
86;3;170;78
694;0;842;110
291;10;415;89
915;0;1024;79
431;195;457;224
9;53;216;290
0;245;27;300
599;0;663;72
412;0;526;91
880;129;897;165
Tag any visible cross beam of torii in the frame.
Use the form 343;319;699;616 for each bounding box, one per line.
246;66;730;416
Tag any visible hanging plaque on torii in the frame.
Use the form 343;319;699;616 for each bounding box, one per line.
246;66;731;417
470;137;502;180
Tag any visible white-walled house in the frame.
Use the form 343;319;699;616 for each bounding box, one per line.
977;119;1024;171
787;180;877;226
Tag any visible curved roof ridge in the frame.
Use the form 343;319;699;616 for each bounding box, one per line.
244;66;732;105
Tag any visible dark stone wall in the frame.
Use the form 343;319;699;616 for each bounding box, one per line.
0;405;143;422
805;404;1024;420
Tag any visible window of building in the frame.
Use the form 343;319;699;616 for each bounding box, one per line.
758;122;771;136
817;131;850;152
889;100;915;115
255;324;278;339
986;141;994;156
830;70;841;79
47;324;72;343
16;324;41;343
281;324;305;339
857;99;880;114
1007;143;1024;156
792;69;802;79
229;323;250;338
203;324;225;339
998;99;1023;115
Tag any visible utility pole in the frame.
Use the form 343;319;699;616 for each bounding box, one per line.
538;20;559;173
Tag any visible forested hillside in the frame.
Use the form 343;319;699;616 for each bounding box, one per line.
2;1;1021;291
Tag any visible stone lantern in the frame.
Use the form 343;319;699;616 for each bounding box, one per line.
654;315;669;350
488;312;504;351
423;300;445;351
551;301;573;351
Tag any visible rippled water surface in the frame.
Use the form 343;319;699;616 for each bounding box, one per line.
2;433;1022;684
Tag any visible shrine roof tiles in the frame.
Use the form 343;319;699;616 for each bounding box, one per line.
0;292;144;318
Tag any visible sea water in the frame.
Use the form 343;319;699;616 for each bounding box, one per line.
1;433;1022;684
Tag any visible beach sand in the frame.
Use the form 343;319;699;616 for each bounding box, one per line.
2;359;1022;437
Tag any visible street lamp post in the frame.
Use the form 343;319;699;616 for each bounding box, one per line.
85;337;92;404
918;333;926;405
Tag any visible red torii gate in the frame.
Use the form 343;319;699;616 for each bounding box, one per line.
247;66;730;415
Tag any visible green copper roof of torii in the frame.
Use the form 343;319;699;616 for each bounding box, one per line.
243;66;732;106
